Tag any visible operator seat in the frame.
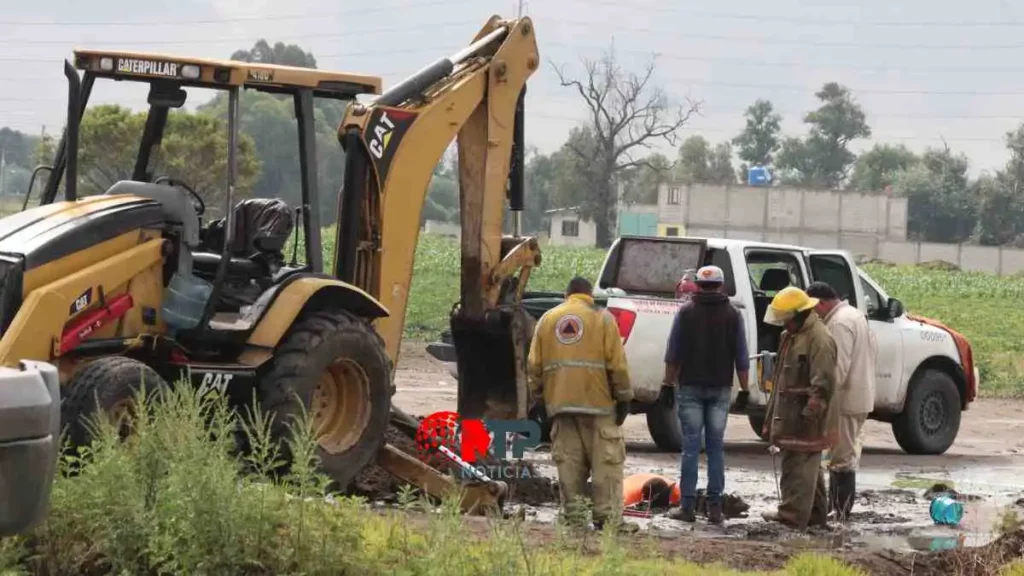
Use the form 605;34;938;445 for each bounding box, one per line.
104;180;200;277
754;268;792;354
193;198;295;310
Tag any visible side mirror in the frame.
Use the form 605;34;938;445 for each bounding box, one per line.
21;165;54;212
886;298;905;319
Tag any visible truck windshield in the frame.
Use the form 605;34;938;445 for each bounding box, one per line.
598;237;707;297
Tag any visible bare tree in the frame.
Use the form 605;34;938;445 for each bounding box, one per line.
554;48;700;247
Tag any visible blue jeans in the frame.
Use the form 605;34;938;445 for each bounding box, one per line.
676;385;731;508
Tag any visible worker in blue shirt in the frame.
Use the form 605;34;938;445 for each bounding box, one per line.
659;265;750;525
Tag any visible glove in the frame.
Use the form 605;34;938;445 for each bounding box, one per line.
733;389;750;411
615;401;629;426
657;384;676;408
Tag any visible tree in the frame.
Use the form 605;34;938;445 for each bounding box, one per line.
621;152;672;204
77;105;260;212
0;128;36;169
547;126;599;213
230;40;317;68
554;49;698;246
895;146;975;243
776;82;871;188
676;135;711;184
849;143;919;192
708;142;736;186
732;99;782;167
973;125;1024;245
423;147;458;224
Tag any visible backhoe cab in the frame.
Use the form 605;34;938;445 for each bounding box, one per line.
14;50;395;491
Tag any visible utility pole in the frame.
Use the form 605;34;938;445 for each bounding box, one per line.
0;149;6;196
517;0;525;17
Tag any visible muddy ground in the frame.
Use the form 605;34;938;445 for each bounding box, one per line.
367;343;1024;574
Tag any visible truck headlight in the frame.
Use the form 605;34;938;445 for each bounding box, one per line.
181;65;200;80
99;57;114;71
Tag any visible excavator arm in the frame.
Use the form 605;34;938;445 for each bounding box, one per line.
334;15;541;422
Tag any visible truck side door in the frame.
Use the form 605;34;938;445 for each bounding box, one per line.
806;251;904;413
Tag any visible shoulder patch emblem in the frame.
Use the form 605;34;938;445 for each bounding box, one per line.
555;314;585;345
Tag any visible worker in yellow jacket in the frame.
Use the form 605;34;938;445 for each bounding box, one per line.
528;276;633;531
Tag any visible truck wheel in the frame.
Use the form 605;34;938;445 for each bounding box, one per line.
646;402;682;452
748;413;769;441
61;356;169;448
892;369;961;455
258;307;392;489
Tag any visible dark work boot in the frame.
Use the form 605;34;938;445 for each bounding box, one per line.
669;501;696;523
707;501;724;525
837;471;856;520
828;471;839;517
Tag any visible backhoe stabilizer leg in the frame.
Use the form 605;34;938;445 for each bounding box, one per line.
375;443;507;515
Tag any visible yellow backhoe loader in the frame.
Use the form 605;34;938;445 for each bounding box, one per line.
4;15;540;520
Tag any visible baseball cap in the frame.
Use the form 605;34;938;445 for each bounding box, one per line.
695;265;725;284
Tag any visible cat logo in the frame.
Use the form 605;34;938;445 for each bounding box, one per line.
197;371;234;397
554;314;584;345
70;287;92;316
368;111;395;159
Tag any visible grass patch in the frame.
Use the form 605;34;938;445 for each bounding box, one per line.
4;381;874;575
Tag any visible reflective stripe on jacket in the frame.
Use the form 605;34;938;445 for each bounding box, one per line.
527;294;633;417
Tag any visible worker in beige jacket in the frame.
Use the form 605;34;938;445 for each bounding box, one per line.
806;282;878;521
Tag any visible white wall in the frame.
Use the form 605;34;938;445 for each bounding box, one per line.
657;183;908;242
548;213;597;247
423;220;461;238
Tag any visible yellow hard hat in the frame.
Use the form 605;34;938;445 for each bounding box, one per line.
764;286;819;326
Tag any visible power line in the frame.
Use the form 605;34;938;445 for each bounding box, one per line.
0;20;478;47
548;20;1024;50
544;42;1024;74
0;0;474;26
568;0;1024;28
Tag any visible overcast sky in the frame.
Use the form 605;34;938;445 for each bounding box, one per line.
2;0;1024;176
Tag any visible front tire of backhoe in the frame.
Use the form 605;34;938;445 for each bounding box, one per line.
61;356;169;449
258;307;392;490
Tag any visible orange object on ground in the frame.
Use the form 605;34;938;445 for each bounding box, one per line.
623;473;676;508
907;313;977;402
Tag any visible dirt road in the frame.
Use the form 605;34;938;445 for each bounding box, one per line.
391;343;1024;557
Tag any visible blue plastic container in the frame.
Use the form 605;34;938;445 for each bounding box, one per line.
748;165;771;186
929;495;964;526
161;272;213;332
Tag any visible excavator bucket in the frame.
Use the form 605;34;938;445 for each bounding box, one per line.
451;305;534;421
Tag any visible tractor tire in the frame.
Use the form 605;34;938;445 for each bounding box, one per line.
892;369;961;455
258;307;392;490
646;401;682;452
748;413;769;441
61;356;169;448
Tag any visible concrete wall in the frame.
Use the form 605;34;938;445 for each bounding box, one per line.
682;227;1024;276
657;183;908;242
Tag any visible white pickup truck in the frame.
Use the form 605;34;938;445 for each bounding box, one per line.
592;235;978;455
428;235;979;456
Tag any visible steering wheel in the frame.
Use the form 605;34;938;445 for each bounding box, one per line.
154;176;205;216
